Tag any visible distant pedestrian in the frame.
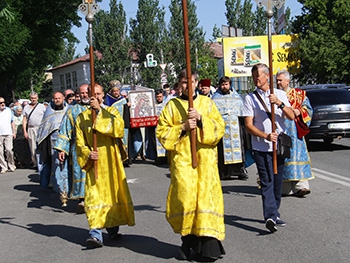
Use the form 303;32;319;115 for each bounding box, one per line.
0;97;16;174
22;92;46;169
13;105;31;168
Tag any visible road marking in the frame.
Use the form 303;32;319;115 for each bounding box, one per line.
127;178;138;184
312;168;350;187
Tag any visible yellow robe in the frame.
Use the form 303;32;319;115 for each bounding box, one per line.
76;106;135;229
156;95;225;241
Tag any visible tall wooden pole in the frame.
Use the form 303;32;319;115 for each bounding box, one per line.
266;6;277;174
181;0;198;168
86;5;98;179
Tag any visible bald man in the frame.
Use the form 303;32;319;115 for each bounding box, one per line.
37;92;68;190
54;84;90;209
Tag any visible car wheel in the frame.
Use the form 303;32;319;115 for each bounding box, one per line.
323;138;334;144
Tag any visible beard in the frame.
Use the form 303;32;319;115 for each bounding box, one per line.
81;97;90;105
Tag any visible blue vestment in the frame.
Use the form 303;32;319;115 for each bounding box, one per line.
37;102;68;191
283;92;314;181
54;103;88;199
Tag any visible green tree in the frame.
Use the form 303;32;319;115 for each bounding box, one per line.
0;0;83;102
293;0;350;84
0;3;14;21
225;0;242;29
54;39;79;67
167;0;210;80
253;6;268;36
240;0;254;36
92;0;131;88
211;24;222;41
129;0;166;89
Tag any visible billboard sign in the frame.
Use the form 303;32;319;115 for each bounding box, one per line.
223;34;300;77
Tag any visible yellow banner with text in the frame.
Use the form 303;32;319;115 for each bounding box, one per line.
223;34;300;77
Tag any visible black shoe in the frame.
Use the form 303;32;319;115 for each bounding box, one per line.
178;242;191;260
77;201;85;214
265;218;277;233
276;217;286;227
238;167;249;180
238;174;249;180
86;236;103;249
178;247;191;260
109;232;122;241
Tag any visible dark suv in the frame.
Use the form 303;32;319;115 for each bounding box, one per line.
300;83;346;90
305;88;350;143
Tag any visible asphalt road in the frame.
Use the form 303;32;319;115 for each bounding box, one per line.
1;139;349;263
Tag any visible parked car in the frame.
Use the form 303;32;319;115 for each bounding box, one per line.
300;83;346;90
305;88;350;143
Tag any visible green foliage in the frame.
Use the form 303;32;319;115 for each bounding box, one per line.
0;0;83;102
240;0;254;36
293;0;350;84
211;25;222;41
93;0;131;89
54;39;78;67
129;0;166;89
0;4;15;21
197;54;220;84
253;6;268;36
167;0;209;78
225;0;242;29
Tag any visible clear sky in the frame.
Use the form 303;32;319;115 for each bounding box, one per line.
72;0;302;56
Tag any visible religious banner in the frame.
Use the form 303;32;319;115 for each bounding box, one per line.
223;34;300;77
129;89;157;128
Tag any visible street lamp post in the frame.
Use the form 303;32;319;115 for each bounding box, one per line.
78;0;100;179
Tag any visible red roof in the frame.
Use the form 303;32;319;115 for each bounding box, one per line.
49;51;102;71
210;42;223;58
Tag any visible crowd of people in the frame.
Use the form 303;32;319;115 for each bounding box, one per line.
0;64;314;261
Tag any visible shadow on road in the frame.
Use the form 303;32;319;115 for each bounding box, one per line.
14;175;81;214
0;218;86;246
307;140;350;152
222;184;260;196
224;215;267;235
109;234;178;259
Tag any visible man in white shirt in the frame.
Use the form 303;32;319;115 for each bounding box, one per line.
243;63;294;233
22;92;46;169
0;97;16;174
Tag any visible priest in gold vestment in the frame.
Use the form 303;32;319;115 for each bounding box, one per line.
76;84;135;249
156;70;225;260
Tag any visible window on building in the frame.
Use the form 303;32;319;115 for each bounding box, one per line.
72;71;77;89
65;73;72;89
60;75;65;91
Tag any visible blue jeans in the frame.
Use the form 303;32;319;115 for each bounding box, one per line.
89;226;120;243
253;151;285;221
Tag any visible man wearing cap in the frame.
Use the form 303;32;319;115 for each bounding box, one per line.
199;79;213;98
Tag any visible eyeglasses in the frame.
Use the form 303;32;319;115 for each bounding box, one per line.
0;102;5;105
